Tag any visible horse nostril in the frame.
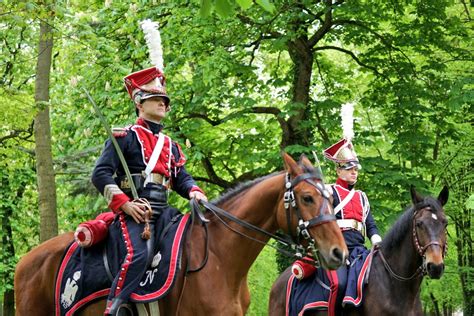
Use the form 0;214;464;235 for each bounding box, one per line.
331;247;344;263
427;262;445;279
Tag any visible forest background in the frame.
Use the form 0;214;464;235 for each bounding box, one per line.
0;0;472;315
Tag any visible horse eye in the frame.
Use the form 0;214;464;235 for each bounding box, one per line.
302;196;314;204
415;220;423;228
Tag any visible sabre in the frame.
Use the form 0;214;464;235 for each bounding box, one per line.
83;88;139;200
312;150;325;183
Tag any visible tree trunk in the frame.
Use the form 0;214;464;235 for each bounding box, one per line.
286;35;313;150
1;181;15;316
34;17;58;242
1;171;27;316
455;163;473;316
2;290;14;316
429;292;440;316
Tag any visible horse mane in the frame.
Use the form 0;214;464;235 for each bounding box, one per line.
380;206;414;252
381;195;443;252
212;172;282;206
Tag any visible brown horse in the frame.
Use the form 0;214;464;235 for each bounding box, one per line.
15;153;348;315
269;185;449;316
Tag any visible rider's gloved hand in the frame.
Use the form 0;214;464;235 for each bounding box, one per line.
189;190;208;202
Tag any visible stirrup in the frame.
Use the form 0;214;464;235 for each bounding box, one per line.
105;299;134;316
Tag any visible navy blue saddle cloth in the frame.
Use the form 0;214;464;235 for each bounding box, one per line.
286;247;374;316
54;207;191;316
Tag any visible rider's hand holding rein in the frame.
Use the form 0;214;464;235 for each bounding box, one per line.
189;190;208;202
120;201;147;223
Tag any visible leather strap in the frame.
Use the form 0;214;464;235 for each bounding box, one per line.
102;244;114;282
144;133;165;176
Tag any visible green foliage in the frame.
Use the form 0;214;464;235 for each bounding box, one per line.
1;0;472;312
248;244;278;315
200;0;274;17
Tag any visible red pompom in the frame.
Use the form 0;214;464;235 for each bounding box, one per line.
292;257;317;280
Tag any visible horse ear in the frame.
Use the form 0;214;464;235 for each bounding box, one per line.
282;152;301;176
410;185;423;205
437;185;449;206
298;154;314;170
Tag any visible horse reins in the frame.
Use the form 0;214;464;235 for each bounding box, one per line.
377;202;447;281
176;172;336;314
190;172;336;264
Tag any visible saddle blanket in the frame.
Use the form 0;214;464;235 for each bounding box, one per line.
54;208;191;316
286;246;373;316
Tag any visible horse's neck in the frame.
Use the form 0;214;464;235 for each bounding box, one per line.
210;174;284;276
377;225;424;296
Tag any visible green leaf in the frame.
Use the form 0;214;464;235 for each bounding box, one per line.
256;0;275;13
200;0;212;17
236;0;253;10
466;194;474;210
215;0;234;17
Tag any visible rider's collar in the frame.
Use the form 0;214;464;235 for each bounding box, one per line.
336;178;355;190
136;117;164;134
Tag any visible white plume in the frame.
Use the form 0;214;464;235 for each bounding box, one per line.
140;19;164;72
340;102;355;141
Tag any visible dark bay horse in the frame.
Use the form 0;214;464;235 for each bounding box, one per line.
15;153;349;315
269;185;449;316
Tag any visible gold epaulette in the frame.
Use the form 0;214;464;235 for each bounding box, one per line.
112;127;128;138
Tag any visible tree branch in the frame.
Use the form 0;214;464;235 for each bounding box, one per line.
313;105;330;143
332;19;417;76
249;107;290;149
313;45;390;81
308;0;339;48
0;121;34;145
199;156;233;188
460;0;471;21
314;57;330;96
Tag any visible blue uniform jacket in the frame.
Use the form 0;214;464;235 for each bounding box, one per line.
92;118;201;212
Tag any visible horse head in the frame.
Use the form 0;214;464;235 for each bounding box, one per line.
278;152;348;270
410;185;449;279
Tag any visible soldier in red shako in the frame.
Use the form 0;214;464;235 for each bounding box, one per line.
290;104;381;316
89;20;207;315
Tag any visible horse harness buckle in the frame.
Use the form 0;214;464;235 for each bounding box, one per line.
297;219;311;240
284;190;296;209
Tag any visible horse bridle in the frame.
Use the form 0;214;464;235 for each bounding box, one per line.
283;172;336;257
377;201;447;281
412;202;448;259
179;171;336;311
188;171;337;270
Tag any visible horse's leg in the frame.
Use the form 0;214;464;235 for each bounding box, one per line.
14;233;73;316
238;276;251;314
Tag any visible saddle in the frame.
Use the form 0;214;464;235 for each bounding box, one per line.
54;207;191;316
